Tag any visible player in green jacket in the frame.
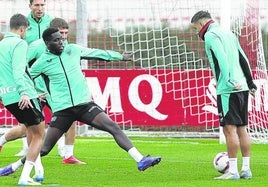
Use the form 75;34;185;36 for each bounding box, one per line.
191;10;256;180
25;0;53;44
27;18;85;165
11;0;53;158
0;13;45;186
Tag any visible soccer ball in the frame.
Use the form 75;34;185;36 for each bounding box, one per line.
213;152;229;174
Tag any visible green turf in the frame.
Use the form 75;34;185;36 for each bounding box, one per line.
0;137;268;186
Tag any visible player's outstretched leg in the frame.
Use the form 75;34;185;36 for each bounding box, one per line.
87;111;161;171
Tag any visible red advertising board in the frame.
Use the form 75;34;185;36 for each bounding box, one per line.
1;69;265;128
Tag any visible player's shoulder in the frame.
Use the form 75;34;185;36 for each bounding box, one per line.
35;50;56;62
29;38;44;47
64;43;83;51
5;32;28;46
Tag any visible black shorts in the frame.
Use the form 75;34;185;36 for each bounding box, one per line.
49;102;104;132
217;91;249;127
5;98;44;127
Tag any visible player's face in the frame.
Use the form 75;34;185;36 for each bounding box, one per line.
58;28;69;41
29;0;46;20
46;32;64;55
191;21;203;34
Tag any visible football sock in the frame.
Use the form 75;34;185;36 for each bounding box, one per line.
11;159;24;171
64;145;74;159
241;157;250;171
0;135;7;146
34;154;44;175
128;147;143;162
228;158;238;174
22;137;28;149
57;135;65;150
20;160;35;179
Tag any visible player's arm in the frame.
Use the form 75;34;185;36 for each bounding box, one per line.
27;43;37;67
12;41;33;109
12;40;29;96
27;39;46;67
29;58;43;80
236;37;257;92
74;44;133;61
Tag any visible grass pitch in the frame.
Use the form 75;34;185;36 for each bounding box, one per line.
0;136;268;187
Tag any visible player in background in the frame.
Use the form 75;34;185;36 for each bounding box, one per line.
25;0;52;44
0;0;78;160
0;13;45;186
191;10;256;180
0;28;161;181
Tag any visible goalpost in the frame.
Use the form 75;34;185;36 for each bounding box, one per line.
0;0;267;143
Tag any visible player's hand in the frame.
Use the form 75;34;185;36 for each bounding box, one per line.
122;52;134;61
249;88;256;96
38;92;47;102
247;80;257;96
233;84;242;90
18;95;33;110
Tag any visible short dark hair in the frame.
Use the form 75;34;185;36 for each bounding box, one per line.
30;0;46;4
50;18;69;29
9;14;29;30
191;10;211;23
42;27;59;42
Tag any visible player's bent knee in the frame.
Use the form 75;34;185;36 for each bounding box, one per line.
40;148;49;157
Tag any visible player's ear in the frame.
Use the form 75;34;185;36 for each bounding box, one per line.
44;40;49;47
19;26;26;33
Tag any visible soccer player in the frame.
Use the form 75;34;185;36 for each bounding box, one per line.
26;1;77;157
25;0;53;44
0;28;161;181
11;0;53;157
27;17;86;164
190;10;256;180
0;13;45;186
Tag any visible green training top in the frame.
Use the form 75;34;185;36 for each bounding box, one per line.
25;12;53;44
0;32;38;106
30;44;123;113
204;23;250;95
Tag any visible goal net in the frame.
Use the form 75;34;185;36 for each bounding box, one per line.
0;0;267;143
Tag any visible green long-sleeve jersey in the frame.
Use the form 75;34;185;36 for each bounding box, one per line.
25;12;53;44
30;44;123;113
204;23;250;95
0;32;38;106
